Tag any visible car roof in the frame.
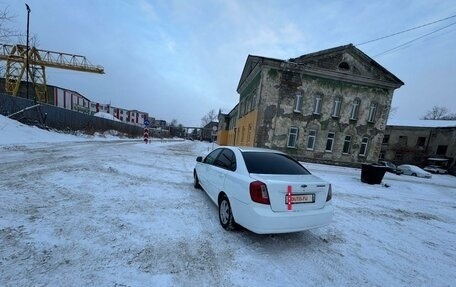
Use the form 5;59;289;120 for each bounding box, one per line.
225;146;285;154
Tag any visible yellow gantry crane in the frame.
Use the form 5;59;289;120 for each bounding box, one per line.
0;43;104;102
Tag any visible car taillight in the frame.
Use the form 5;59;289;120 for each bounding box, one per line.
326;184;332;202
250;181;270;205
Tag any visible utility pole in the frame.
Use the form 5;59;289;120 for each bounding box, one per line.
25;3;31;101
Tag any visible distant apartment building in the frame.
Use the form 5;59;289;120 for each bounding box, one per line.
218;44;404;166
53;87;91;114
89;103;149;127
1;78;151;127
201;121;219;142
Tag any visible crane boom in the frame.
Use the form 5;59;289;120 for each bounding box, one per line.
0;43;104;102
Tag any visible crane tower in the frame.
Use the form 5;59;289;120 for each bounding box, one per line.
0;43;104;102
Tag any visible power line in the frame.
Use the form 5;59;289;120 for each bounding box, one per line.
355;13;456;46
373;21;456;58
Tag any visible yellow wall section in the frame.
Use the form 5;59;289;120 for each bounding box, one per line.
217;130;228;145
235;110;258;147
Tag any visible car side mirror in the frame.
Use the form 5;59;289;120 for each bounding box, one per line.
196;156;203;162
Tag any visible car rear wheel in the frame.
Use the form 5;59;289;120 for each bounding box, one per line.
219;194;236;230
412;173;417;177
193;170;201;189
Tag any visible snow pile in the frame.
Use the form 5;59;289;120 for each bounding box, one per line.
387;119;456;127
94;112;121;122
1;115;455;286
0;115;82;144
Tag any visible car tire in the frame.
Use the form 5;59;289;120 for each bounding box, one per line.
193;170;201;189
412;173;417;177
218;194;236;231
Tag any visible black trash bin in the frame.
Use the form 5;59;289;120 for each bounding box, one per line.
361;164;387;184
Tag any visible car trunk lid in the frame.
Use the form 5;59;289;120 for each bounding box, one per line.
250;174;330;212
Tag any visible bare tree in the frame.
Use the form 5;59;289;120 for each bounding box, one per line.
201;109;218;127
169;119;178;127
0;6;20;75
0;6;19;42
422;106;456;120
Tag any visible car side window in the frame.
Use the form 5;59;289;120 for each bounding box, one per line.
214;149;237;171
203;149;222;165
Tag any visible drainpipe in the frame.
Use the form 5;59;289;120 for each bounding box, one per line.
425;129;433;154
255;66;264;147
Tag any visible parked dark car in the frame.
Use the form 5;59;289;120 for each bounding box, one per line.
378;161;403;175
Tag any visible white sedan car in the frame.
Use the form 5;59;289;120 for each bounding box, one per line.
397;164;432;178
193;146;334;234
423;165;448;174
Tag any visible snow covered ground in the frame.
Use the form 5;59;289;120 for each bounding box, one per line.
1;115;455;287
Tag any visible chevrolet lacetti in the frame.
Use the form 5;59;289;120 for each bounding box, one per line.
193;146;334;234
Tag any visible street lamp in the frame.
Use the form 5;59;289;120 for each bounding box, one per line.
25;3;31;101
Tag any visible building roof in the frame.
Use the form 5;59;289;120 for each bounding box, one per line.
237;44;404;93
387;119;456;128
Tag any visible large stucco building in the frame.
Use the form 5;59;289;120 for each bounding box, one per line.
218;44;404;166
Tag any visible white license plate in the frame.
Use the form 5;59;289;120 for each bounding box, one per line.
285;194;315;204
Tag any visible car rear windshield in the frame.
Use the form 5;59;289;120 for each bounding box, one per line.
242;152;310;174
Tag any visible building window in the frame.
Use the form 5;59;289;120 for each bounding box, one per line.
240;102;245;117
342;135;351;154
307;130;316;150
313;95;322;115
294;94;303;113
437;145;448;156
338;61;350;70
395;151;403;161
416;137;426;148
246;96;252;112
368;102;377;122
359;137;369;156
379;150;385;160
325;132;335;152
382;134;390;145
350;99;360;120
398;136;408;146
331;96;341;118
287;127;299;148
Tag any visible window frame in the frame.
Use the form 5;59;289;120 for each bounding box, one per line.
331;96;342;118
342;135;351;154
367;102;378;123
307;130;316;150
416;137;426;148
436;145;448;156
359;137;369;156
287;127;299;148
350;99;360;120
325;132;335;152
313;95;322;115
293;94;303;113
382;134;390;145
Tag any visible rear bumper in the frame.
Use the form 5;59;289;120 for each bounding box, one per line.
233;200;334;234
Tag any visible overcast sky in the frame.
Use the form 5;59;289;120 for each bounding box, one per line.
3;0;456;126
